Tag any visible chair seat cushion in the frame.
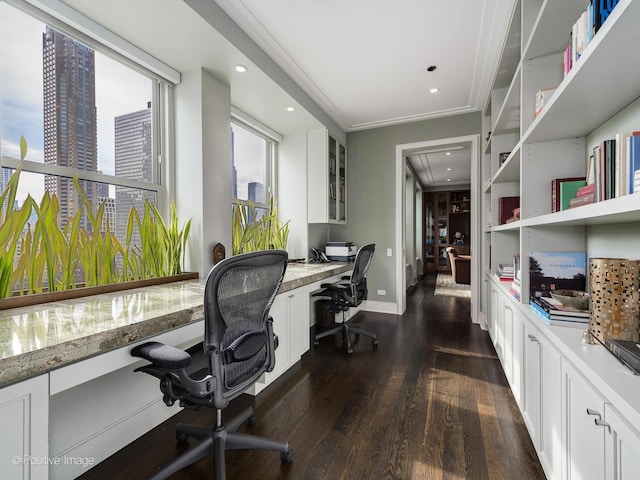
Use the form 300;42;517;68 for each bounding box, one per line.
131;342;192;370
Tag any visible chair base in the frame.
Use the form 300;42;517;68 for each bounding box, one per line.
314;321;378;355
147;407;292;480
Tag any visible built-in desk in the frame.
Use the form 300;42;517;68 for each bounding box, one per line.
0;261;351;480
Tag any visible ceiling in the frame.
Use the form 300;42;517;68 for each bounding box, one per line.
61;0;516;187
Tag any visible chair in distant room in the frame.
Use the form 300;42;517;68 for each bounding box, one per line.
131;250;293;480
314;244;378;355
446;246;471;284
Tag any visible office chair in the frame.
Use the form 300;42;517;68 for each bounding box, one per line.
313;244;377;355
131;250;292;480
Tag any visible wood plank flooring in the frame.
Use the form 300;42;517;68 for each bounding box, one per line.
79;274;545;480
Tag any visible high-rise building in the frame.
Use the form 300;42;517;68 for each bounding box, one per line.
248;181;265;204
42;26;98;231
0;167;14;219
114;103;152;249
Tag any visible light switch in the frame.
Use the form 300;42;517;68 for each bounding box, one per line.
386;248;392;257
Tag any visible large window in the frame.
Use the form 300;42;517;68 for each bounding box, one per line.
0;0;170;245
231;121;276;220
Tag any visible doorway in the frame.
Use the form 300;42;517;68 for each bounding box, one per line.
395;135;480;322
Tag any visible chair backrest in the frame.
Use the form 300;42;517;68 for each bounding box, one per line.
203;250;287;407
349;244;375;305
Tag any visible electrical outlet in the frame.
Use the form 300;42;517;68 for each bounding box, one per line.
377;289;386;296
386;248;392;257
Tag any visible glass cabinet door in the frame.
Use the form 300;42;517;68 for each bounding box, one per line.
338;144;346;222
328;135;337;221
425;193;435;269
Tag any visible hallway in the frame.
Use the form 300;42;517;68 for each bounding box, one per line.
81;274;545;479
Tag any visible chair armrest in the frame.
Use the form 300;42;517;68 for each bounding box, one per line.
131;341;191;370
320;282;350;293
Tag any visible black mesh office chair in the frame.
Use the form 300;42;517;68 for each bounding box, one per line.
131;250;292;480
313;244;377;355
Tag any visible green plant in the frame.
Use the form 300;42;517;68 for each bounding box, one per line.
0;136;192;299
232;195;289;255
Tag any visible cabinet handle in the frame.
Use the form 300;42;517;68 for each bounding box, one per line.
586;408;602;420
595;419;611;432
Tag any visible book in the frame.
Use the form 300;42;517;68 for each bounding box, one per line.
535;88;557;118
569;193;595;208
628;134;640;194
552;178;586;212
529;303;588;328
605;338;640;374
498;196;520;225
531;295;589;318
560;179;587;211
529;251;587;300
576;183;595;197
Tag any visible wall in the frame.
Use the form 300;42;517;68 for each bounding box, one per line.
174;68;232;277
335;112;481;307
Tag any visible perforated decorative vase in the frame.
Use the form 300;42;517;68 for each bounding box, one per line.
589;258;640;343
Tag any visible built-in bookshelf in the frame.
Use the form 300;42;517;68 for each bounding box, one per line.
481;1;640;478
482;0;640;305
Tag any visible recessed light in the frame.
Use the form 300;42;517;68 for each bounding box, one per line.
447;178;452;182
427;65;437;72
286;106;296;112
234;64;247;73
430;88;439;93
447;168;452;171
445;152;451;155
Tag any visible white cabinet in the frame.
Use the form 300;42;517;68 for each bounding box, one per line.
521;314;562;480
0;375;49;480
307;128;347;224
604;404;640;480
254;286;311;393
562;359;606;480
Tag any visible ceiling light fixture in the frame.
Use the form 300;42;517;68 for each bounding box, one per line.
446;152;451;155
286;106;295;112
234;64;247;73
447;168;452;171
427;65;437;72
430;88;439;93
447;178;452;182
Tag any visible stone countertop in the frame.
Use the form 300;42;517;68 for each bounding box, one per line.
0;261;351;389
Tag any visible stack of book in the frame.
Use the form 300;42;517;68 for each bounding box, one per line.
530;296;589;327
564;1;620;76
551;177;586;212
494;264;514;282
498;196;520;224
569;183;595;208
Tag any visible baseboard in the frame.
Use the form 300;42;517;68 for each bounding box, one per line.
362;300;397;314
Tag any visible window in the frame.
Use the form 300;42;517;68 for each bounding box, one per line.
0;0;169;245
231;121;276;221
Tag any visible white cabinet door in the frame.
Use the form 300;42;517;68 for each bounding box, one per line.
503;301;514;384
0;374;49;480
538;333;562;480
511;305;524;406
563;360;606;480
288;290;310;360
604;404;640;480
264;294;290;381
523;317;541;446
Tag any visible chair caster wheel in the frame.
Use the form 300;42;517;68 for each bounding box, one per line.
373;339;378;349
176;433;189;444
346;346;353;355
248;413;257;426
280;448;293;463
313;340;319;347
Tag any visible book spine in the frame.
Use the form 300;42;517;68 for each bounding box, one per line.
569;193;595;208
530;301;550;319
551;178;558;213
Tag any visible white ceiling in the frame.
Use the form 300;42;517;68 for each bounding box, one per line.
61;0;516;187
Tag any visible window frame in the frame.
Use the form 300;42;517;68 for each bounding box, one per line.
0;0;177;215
230;115;280;213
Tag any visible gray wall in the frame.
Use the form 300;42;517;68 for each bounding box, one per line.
332;112;481;306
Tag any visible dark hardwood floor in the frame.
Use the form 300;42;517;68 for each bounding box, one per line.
80;274;545;480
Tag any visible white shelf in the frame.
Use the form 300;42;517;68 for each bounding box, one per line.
522;194;640;227
493;220;522;232
492;64;522;135
522;0;589;60
491;142;522;184
523;0;639;144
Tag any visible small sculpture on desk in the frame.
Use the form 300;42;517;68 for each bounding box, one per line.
452;231;465;245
